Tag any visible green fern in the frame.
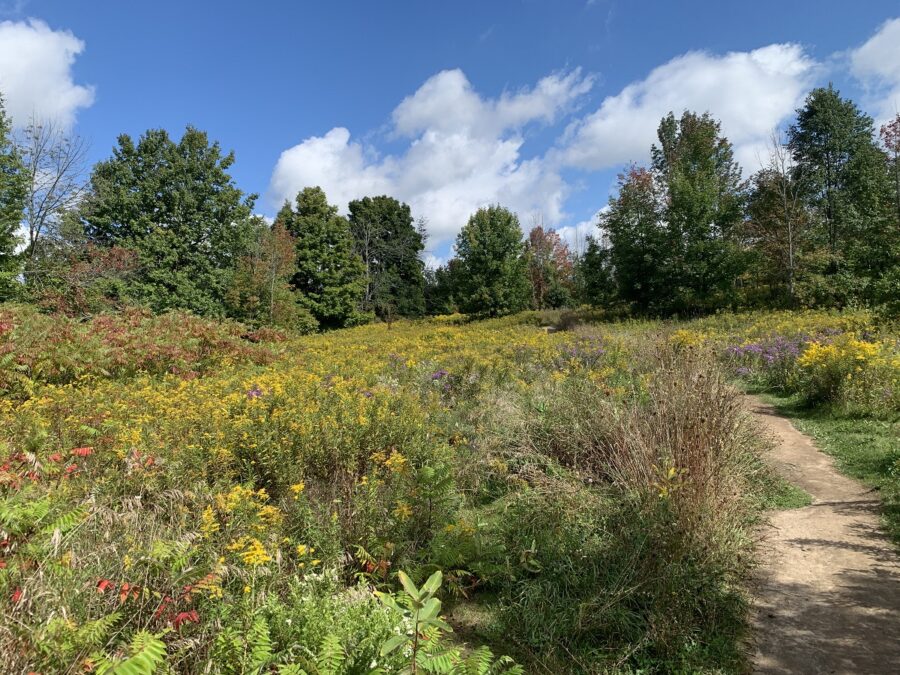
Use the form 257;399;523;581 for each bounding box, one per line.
247;616;273;672
94;631;167;675
77;611;122;649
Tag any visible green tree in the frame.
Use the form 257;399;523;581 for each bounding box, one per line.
225;217;317;332
652;111;747;312
454;205;529;316
80;126;256;315
424;261;462;315
789;85;896;303
575;234;615;307
0;94;26;299
279;187;366;328
743;135;812;306
601;166;669;311
524;225;573;309
347;195;425;318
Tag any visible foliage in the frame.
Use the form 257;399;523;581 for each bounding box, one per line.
226;217;317;332
348;196;426;319
80;126;257;315
0;94;26;301
279;187;367;329
454;206;529;317
524;225;573;309
788;85;897;304
0;305;791;672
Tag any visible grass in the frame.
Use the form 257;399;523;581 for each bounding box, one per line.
760;392;900;543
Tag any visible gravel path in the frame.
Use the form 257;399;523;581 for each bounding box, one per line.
748;396;900;674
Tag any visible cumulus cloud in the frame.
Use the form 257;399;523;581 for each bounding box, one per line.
849;17;900;124
268;69;592;247
558;44;817;173
0;19;94;127
555;207;607;256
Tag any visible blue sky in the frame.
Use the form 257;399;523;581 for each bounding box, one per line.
2;1;900;263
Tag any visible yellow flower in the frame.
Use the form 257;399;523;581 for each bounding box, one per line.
392;501;412;521
201;506;220;538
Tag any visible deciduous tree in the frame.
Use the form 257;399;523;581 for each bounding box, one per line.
80;126;256;315
454;205;529;316
0;94;26;299
348;195;425;318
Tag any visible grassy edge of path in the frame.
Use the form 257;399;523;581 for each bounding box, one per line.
754;391;900;544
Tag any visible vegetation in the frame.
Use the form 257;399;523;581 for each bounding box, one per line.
0;70;897;674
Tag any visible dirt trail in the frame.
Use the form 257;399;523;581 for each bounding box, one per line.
747;396;900;674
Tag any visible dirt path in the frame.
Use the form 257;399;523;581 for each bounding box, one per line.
747;396;900;674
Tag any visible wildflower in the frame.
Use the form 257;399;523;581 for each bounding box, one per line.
393;501;412;521
384;450;407;473
200;506;219;538
431;369;448;380
246;385;263;399
289;482;305;499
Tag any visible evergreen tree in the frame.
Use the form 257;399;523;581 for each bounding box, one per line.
280;187;366;328
454;205;529;317
80;127;256;315
0;94;26;299
347;195;425;318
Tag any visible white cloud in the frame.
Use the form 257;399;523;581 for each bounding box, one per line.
558;44;817;173
555;206;607;256
849;17;900;124
0;19;94;127
269;69;592;246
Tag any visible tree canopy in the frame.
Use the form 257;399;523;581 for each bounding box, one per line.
80;126;256;315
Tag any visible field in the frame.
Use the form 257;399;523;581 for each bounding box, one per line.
1;306;898;674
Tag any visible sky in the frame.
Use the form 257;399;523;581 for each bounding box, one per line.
1;0;900;265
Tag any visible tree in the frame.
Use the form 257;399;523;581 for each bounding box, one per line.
80;126;256;315
880;114;900;226
744;133;811;305
279;187;366;328
424;260;462;315
575;234;614;307
651;111;747;312
0;94;26;299
524;223;573;309
601;166;669;310
16;117;88;261
789;86;898;304
347;195;425;318
454;205;529;316
225;217;317;332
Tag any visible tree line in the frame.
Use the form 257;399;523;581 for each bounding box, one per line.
1;83;898;329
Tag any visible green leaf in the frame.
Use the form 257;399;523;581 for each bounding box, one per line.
380;634;408;656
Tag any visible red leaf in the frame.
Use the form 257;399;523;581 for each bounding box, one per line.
173;610;199;629
97;579;112;593
11;587;22;604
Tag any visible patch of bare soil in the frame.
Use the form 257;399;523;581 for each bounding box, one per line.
747;396;900;674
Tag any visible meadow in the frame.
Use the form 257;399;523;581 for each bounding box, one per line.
1;305;898;674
